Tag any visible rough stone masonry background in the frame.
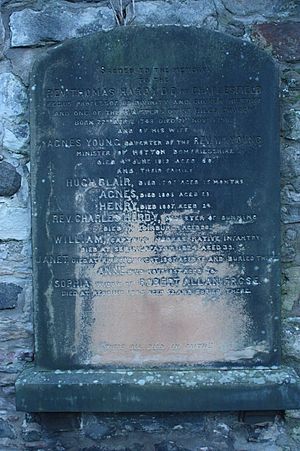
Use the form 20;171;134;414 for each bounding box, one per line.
0;0;300;449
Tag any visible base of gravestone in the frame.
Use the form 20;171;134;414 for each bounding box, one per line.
16;365;300;412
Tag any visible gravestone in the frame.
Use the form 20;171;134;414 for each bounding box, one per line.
16;27;300;412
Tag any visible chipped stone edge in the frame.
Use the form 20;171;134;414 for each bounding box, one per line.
16;365;300;412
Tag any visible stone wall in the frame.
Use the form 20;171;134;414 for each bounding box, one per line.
0;0;299;449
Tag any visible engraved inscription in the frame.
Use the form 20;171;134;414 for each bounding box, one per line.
32;27;280;369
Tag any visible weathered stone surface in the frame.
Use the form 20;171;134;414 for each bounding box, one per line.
0;72;29;154
0;282;22;309
84;418;112;440
66;0;105;2
282;267;300;312
282;224;300;266
3;123;30;153
9;2;115;47
5;47;44;86
253;22;300;62
0;206;30;240
283;318;300;360
0;1;299;448
0;161;21;196
283;108;300;140
154;441;191;450
0;241;31;276
21;423;41;442
235;416;288;448
0;418;16;439
0;316;32;343
282;185;300;204
1;0;34;5
133;1;216;26
0;13;4;39
282;206;300;224
8;161;30;208
282;70;300;102
281;144;300;182
0;13;5;59
0;72;27;117
0;314;33;390
0;408;297;450
219;0;293;17
281;185;300;224
286;409;300;419
10;411;300;450
30;27;280;373
221;20;245;38
17;365;300;412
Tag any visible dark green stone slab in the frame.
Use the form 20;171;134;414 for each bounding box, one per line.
30;26;280;370
16;366;300;412
16;26;295;412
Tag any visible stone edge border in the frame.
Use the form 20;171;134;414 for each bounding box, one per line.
16;366;300;412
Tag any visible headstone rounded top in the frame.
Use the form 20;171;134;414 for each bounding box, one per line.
30;26;279;370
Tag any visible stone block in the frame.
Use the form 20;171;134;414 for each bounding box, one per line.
3;123;30;154
221;20;245;38
282;205;300;224
282;186;300;206
0;282;22;309
29;26;281;372
5;47;44;86
0;161;21;197
15;366;300;412
0;418;16;439
0;72;29;154
0;13;4;59
282;224;300;266
10;3;115;47
283;109;300;140
281;185;300;224
0;206;30;240
133;1;216;26
253;22;300;62
218;0;291;17
0;316;31;343
0;72;27;117
282;266;300;312
21;423;41;442
84;419;111;440
0;241;31;277
154;441;192;451
286;409;300;419
283;318;300;361
281;144;300;182
281;70;300;103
